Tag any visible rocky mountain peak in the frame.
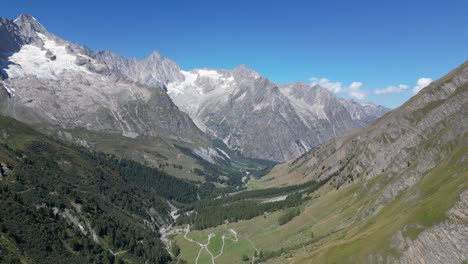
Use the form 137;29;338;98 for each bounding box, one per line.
232;64;260;79
166;64;389;161
0;14;212;153
147;51;163;60
282;82;335;100
14;13;37;23
14;13;47;38
0;17;23;55
0;13;389;163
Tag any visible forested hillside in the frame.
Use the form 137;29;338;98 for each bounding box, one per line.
0;115;199;263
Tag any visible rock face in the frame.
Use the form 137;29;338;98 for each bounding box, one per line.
97;50;184;87
165;67;388;161
399;190;468;264
0;13;388;163
273;61;468;189
0;14;209;146
265;61;468;263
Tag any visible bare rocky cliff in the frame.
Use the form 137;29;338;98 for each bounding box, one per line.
0;13;389;164
398;190;468;264
165;67;389;161
0;14;210;147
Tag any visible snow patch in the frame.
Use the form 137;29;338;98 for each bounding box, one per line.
215;147;231;160
194;147;224;164
166;69;237;131
197;69;222;79
168;70;198;96
298;139;310;150
235;91;246;102
14;15;37;23
6;33;91;80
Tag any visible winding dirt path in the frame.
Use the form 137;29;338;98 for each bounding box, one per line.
212;228;239;260
182;225;245;264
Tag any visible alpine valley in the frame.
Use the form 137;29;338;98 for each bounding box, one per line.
0;13;466;264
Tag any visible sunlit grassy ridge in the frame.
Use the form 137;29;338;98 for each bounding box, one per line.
178;142;465;264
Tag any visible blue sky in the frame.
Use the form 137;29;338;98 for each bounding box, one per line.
3;0;468;108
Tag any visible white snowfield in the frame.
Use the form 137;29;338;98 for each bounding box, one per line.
2;14;389;164
6;33;92;80
166;69;237;132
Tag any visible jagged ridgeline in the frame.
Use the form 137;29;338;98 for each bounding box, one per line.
0;14;388;167
0;14;275;185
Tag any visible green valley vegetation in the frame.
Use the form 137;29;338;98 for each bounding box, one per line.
0;61;466;264
0;115;328;263
0;116;199;263
176;178;329;230
277;208;301;225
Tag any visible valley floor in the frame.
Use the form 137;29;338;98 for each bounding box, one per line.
173;224;259;264
171;144;468;263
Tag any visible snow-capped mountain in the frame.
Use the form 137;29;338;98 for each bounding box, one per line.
0;14;210;147
165;67;389;161
0;14;388;163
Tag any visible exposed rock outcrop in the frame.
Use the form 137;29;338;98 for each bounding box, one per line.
399;190;468;264
0;14;211;148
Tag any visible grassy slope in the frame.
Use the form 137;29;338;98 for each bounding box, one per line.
175;62;468;263
173;128;466;262
181;140;465;263
251;62;468;190
247;128;361;190
298;143;467;263
46;127;275;186
174;226;256;264
46;127;207;182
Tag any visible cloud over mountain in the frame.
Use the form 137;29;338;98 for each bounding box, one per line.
309;77;366;100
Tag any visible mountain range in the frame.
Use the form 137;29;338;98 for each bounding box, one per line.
0;13;466;264
0;14;388;163
250;60;468;263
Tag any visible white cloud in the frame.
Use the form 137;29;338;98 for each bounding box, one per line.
349;81;363;90
348;82;366;100
309;75;432;101
309;78;366;100
412;77;433;94
373;77;432;95
310;77;343;93
374;84;409;95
